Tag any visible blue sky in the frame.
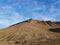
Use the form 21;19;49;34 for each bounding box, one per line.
0;0;60;28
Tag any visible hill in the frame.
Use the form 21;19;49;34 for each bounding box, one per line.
0;19;60;45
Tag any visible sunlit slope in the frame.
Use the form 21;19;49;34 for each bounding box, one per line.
0;19;60;45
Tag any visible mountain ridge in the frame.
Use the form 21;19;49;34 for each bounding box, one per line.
8;19;60;28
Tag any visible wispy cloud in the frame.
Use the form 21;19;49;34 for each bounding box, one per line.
31;0;60;21
0;5;25;28
0;0;60;28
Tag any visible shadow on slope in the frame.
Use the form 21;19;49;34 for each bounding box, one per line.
49;28;60;33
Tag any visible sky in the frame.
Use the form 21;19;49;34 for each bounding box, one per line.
0;0;60;28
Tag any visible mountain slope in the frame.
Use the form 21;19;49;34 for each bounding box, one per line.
0;19;60;45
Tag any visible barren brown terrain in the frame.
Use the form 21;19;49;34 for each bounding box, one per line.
0;19;60;45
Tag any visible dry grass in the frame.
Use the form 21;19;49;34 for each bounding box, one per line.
0;40;60;45
0;19;60;45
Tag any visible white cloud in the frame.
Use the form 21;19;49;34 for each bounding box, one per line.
32;5;46;11
31;0;60;21
9;12;25;23
32;12;55;21
47;0;60;19
0;19;12;28
0;0;60;28
2;6;13;10
54;0;60;5
0;5;25;28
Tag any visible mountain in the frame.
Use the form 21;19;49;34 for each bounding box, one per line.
0;19;60;45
